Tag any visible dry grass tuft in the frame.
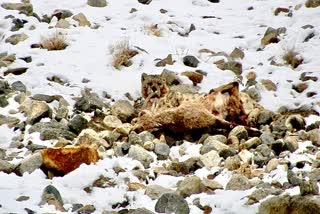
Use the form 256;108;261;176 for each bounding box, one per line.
41;32;68;51
110;40;138;69
283;50;303;69
145;24;162;37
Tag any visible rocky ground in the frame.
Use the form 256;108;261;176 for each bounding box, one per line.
0;0;320;213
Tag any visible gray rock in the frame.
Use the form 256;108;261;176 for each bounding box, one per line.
287;170;303;186
52;9;73;20
68;115;88;134
31;94;55;103
21;100;52;125
257;110;274;125
308;129;320;146
254;152;270;167
155;193;190;214
138;0;152;5
74;94;107;112
219;148;237;159
161;69;181;86
300;180;319;196
201;178;223;190
1;3;33;15
16;153;43;175
177;176;204;197
199;150;221;169
230;47;244;59
0;159;14;173
203;136;229;152
11;81;26;92
87;0;107;7
5;33;28;45
246;188;283;205
145;184;174;200
0;148;5;159
224;155;241;171
139;131;155;143
243;86;261;102
309;168;320;181
129;208;154;214
128;131;143;146
226;174;251;190
217;61;242;75
55;19;70;29
256;144;274;158
154;143;170;160
228;125;248;140
183;55;200;68
0;80;11;94
40;185;65;212
258;194;290;214
128;145;153;168
0;95;9;107
55;106;69;120
111;100;135;123
29;122;76;141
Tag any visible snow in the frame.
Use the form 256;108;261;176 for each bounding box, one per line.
0;0;320;213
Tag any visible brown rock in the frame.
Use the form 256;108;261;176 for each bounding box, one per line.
246;71;257;81
274;8;290;16
128;182;146;191
181;71;204;85
292;83;308;93
306;0;320;8
261;79;277;91
41;146;99;175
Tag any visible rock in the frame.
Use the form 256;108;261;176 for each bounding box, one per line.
243;137;262;149
145;184;174;200
225;155;241;171
228;125;248;140
217;61;242;75
103;115;122;129
29;122;76;141
76;129;110;149
154;143;170;160
287;170;302;186
170;84;200;94
41;146;99;175
55;106;69;120
0;95;9;107
87;0;107;7
111;100;135;123
73;13;91;27
201;178;223;190
203;137;229;152
261;79;277;91
300;180;319;196
75;205;95;213
274;7;290;16
226;174;251;190
11;81;26;92
128;208;154;214
52;9;73;20
229;47;245;59
99;130;120;145
0;159;14;173
258;195;290;214
246;71;257;81
114;123;132;136
139;131;155;143
16;153;43;176
199;150;221;169
177;176;204;197
138;0;152;5
128;145;153;168
208;0;220;2
308;129;320;146
292;83;308;93
183;55;200;67
155;193;190;214
5;33;28;45
128;131;143;146
181;71;203;85
68;115;88;134
55;19;70;29
155;54;174;67
219;148;237;159
74;94;107;112
161;69;182;86
20;100;51;125
31;94;55;103
285;114;305;131
3;67;28;76
261;27;281;47
40;185;65;212
260;132;275;145
254;152;270;167
1;3;33;15
266;159;279;173
306;0;320;8
11;18;28;31
246;188;283;205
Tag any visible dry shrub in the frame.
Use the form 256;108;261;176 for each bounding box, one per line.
111;40;138;69
41;32;68;51
146;24;162;37
283;50;303;69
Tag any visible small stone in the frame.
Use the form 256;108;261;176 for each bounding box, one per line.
110;100;135;123
0;159;14;173
292;83;308;93
217;61;242;75
260;132;275;145
128;182;146;191
228;125;248;141
155;193;190;214
199;150;221;169
229;48;244;59
160;69;182;86
138;0;152;5
11;81;26;92
16;196;30;202
16;153;43;176
74;94;107;112
203;137;229;153
75;205;96;214
224;155;241;171
183;55;200;68
308;129;320;146
55;19;70;29
52;9;73;20
266;159;279;173
261;27;280;47
145;184;174;200
261;79;277;91
4;67;28;76
128;131;143;146
103;115;122;129
40;185;65;212
128;145;153;168
243;137;262;149
20;100;51;125
226;174;251;190
287;170;302;186
0;95;9;107
155;54;174;67
77;129;110;149
181;71;203;85
154;143;170;160
246;71;257;81
87;0;107;7
177;176;204;198
5;33;28;45
274;7;290;16
31;94;55;103
201;178;223;190
73;13;91;27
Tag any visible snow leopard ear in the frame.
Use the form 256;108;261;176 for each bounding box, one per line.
141;73;148;82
